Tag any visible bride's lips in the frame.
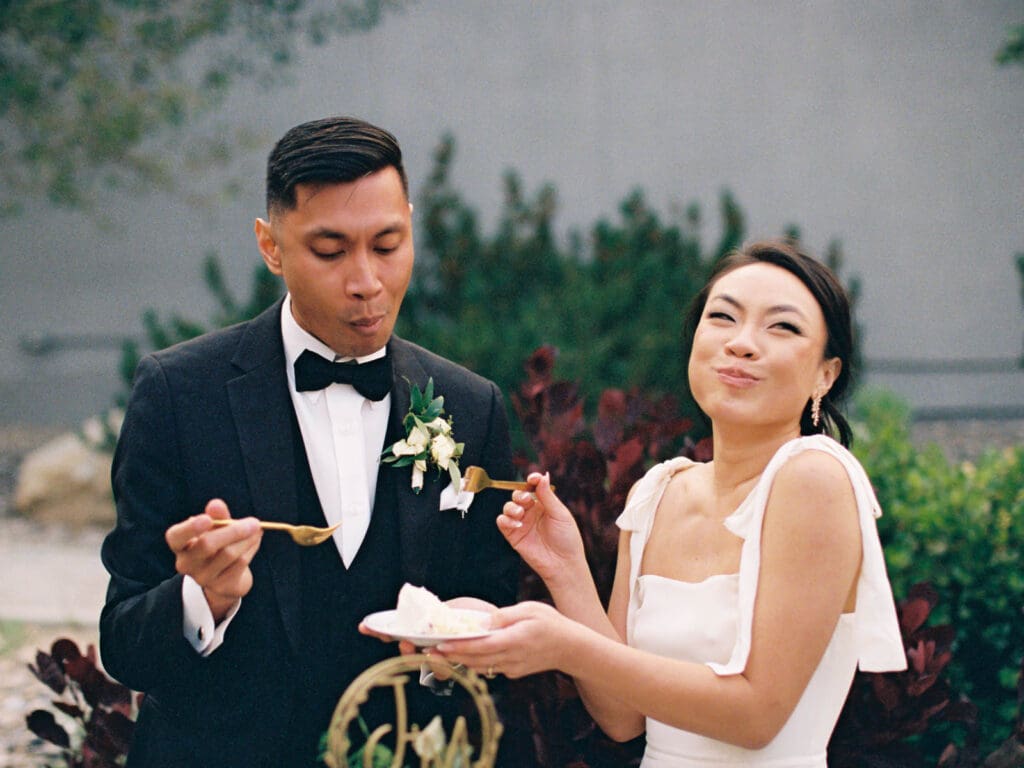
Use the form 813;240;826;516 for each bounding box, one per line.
715;366;760;388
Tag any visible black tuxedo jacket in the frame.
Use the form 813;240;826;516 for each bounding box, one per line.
100;299;519;767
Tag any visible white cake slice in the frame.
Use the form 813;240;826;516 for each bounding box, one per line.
395;583;489;635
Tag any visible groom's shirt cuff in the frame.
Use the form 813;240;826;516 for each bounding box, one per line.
182;576;241;656
420;665;457;696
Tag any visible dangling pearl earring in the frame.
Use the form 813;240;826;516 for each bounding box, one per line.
811;394;823;428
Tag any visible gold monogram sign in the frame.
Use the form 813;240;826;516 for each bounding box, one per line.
323;654;503;768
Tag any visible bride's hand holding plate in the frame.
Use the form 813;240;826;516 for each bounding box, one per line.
360;595;497;679
435;601;578;680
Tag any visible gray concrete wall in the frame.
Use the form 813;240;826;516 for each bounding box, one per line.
2;1;1022;426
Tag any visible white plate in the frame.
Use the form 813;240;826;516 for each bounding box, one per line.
361;608;493;647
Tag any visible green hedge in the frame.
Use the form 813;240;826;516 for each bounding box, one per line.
852;390;1024;754
398;134;827;409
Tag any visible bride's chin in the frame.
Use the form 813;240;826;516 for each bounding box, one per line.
702;399;753;422
708;407;776;435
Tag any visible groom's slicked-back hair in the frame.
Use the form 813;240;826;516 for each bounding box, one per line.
265;116;408;215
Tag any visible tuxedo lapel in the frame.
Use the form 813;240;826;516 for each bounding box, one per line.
383;337;442;587
226;300;303;655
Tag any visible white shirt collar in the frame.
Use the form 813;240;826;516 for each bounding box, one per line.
280;294;388;402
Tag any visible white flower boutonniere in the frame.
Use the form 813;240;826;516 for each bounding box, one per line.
382;378;464;496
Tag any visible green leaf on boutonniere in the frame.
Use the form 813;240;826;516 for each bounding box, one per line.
381;377;464;497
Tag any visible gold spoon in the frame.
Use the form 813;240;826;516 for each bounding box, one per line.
210;518;339;546
462;465;555;493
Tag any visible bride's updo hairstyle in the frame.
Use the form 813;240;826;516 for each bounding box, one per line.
683;239;855;447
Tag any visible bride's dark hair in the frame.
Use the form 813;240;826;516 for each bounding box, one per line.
683;238;855;447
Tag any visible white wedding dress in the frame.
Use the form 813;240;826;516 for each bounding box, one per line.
616;435;907;767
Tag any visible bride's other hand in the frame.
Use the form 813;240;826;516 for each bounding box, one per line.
498;472;585;582
424;596;498;681
435;601;580;680
445;595;496;613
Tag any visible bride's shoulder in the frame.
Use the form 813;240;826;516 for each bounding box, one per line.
622;455;702;507
770;436;857;492
775;449;849;490
673;458;712;489
767;444;858;531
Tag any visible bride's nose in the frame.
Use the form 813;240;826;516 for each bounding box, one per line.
724;326;758;359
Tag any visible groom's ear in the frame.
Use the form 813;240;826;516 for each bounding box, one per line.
254;217;282;275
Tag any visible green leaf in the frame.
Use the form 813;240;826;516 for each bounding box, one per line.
1;1;401;213
409;381;425;412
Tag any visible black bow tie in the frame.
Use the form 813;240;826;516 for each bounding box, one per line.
293;349;392;401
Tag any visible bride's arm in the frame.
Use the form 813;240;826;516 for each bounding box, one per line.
568;530;646;741
440;450;863;748
492;474;647;739
551;450;864;747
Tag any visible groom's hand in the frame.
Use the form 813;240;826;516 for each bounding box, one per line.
165;498;263;622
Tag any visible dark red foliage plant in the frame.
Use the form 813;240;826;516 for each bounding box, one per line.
827;582;978;768
501;346;706;767
26;637;139;767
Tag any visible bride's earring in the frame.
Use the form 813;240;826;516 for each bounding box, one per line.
811;394;822;427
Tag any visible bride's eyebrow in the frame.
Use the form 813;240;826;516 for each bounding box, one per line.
708;294;810;322
708;293;742;309
766;304;809;319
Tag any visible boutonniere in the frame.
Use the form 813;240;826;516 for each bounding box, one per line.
382;378;464;495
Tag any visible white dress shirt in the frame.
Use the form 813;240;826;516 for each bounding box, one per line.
279;293;391;567
184;294;390;653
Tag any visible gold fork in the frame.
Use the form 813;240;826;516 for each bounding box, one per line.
462;465;555;493
210;518;339;546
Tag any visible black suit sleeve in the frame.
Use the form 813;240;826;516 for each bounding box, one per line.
99;354;206;692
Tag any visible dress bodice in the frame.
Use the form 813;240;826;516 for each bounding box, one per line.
616;435;906;767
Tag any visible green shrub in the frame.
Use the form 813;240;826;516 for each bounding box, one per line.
399;135;861;456
399;134;738;410
852;389;1024;756
116;251;282;405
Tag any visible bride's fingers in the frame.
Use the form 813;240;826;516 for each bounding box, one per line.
512;488;535;504
421;648;457;681
507;491;535;515
358;622;394;642
532;473;571;516
490;601;545;627
532;472;554;499
497;514;523;535
499;500;525;531
502;500;523;518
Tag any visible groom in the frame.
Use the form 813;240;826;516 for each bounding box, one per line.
100;116;519;767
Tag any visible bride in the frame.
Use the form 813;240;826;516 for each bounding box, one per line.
435;239;907;766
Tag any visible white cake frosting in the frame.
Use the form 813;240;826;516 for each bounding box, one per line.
395;583;489;635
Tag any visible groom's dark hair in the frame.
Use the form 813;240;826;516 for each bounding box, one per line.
265;116;408;214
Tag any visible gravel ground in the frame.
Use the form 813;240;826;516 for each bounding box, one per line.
0;419;1021;766
1;427;107;767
